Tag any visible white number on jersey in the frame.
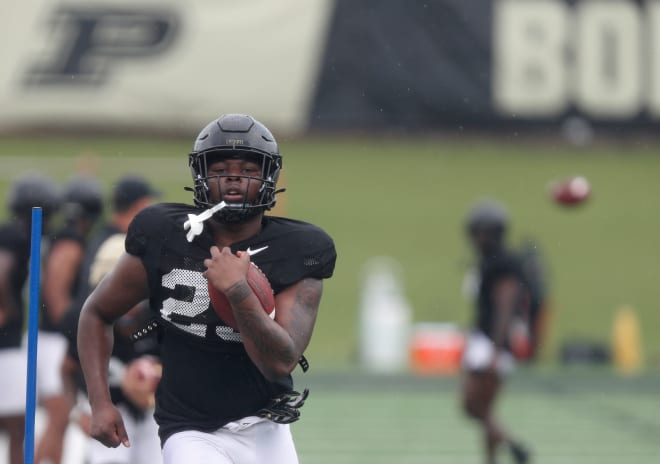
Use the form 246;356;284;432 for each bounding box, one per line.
159;268;241;343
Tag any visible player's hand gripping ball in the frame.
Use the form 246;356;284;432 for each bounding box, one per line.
549;175;591;207
208;262;276;331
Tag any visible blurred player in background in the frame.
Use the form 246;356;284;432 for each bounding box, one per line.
64;175;162;464
460;200;536;464
36;175;104;464
78;114;336;464
0;173;61;464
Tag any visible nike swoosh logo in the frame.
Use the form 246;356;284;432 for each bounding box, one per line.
246;246;269;256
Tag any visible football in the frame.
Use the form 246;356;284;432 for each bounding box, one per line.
208;263;276;331
549;175;591;206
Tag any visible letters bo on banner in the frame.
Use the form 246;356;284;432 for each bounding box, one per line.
493;0;660;119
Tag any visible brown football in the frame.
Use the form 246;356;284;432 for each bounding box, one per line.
550;176;591;207
208;263;275;331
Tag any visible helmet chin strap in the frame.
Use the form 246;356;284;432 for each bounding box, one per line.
183;201;227;242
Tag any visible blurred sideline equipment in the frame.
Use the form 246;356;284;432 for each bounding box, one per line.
549;175;591;207
559;339;610;366
358;256;412;372
409;323;465;375
611;305;643;375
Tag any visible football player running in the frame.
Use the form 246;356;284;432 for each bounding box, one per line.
78;114;337;464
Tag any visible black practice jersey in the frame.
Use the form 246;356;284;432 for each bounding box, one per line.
125;203;336;442
474;249;526;340
0;222;30;349
40;226;86;333
62;224;122;355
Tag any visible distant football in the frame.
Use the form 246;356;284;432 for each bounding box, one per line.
550;176;591;207
208;263;275;331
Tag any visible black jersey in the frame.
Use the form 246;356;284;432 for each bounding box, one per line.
125;203;336;442
62;224;123;355
0;222;30;349
473;249;526;340
40;226;86;333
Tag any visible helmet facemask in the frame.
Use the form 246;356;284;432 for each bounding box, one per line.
189;148;282;224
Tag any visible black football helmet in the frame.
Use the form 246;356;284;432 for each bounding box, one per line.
465;199;509;254
188;114;283;223
465;199;509;234
8;172;61;219
62;175;104;222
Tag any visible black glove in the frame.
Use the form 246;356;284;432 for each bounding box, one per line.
257;389;309;424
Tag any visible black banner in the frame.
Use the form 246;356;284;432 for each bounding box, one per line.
310;0;660;132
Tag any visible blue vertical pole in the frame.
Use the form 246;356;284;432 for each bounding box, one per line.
24;207;42;464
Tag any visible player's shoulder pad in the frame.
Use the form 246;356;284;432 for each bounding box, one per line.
126;203;197;256
265;216;335;256
260;217;337;287
274;217;333;245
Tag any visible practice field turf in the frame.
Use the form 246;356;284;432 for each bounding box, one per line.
292;370;660;464
0;135;659;369
2;370;658;464
293;373;660;464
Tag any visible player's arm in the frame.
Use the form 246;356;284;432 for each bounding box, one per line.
0;249;16;327
231;276;321;381
44;239;84;324
77;253;149;447
242;277;321;380
491;276;521;350
205;247;322;381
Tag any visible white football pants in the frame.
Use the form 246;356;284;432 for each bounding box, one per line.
36;331;68;399
162;417;298;464
0;347;27;415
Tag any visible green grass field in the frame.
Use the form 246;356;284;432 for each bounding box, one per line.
0;134;659;369
292;370;660;464
4;369;658;464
